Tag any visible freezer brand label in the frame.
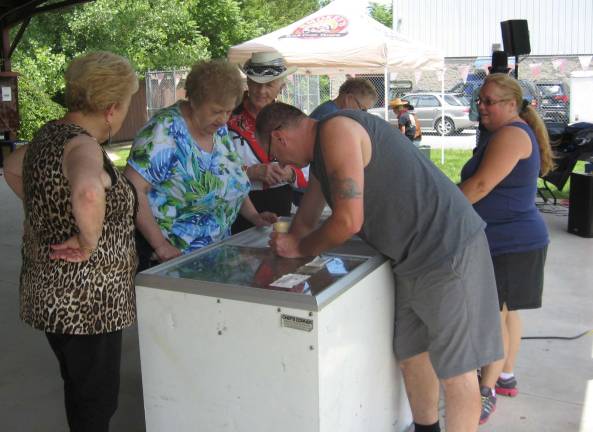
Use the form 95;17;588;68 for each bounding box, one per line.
281;314;314;332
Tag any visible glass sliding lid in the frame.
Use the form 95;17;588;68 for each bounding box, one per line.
155;244;367;296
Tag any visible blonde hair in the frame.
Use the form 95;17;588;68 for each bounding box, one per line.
483;74;554;176
65;51;138;113
185;59;243;108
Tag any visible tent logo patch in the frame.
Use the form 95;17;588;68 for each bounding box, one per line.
282;15;348;39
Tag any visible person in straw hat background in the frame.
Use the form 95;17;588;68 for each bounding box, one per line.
228;50;308;233
389;98;422;145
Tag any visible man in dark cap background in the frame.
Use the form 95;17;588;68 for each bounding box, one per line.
469;50;512;147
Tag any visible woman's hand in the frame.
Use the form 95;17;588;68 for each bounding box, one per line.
154;241;182;262
252;211;277;228
279;165;296;184
248;163;286;186
50;234;96;262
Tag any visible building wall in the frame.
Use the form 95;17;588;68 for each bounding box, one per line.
393;0;593;57
112;78;147;143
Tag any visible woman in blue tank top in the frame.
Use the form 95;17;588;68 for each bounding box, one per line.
459;73;554;425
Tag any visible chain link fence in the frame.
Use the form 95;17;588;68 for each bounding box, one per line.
277;72;476;147
145;69;189;119
145;55;586;148
276;55;587;147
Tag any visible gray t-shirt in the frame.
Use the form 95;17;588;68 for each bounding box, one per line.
310;110;485;277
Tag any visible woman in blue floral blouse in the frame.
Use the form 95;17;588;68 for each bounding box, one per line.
125;59;276;270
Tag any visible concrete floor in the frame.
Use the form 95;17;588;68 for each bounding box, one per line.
0;176;592;432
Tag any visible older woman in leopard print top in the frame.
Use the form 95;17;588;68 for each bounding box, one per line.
4;51;138;432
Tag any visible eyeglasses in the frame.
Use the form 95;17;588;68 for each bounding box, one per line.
475;96;510;106
351;94;368;111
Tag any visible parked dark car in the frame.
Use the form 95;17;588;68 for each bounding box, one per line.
450;78;545;120
536;80;570;124
449;73;485;97
517;80;542;110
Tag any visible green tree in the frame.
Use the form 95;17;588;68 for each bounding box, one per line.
13;8;68;54
11;44;66;139
369;2;393;28
8;0;328;139
186;0;255;58
63;0;209;70
238;0;322;36
10;0;210;138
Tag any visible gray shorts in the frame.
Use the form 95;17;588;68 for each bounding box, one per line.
393;231;504;379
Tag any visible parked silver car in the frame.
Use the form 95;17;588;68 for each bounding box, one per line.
403;92;477;135
368;92;476;136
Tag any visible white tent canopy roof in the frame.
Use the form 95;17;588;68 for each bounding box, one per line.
228;0;444;75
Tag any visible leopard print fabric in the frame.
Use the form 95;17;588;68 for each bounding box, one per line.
20;122;138;335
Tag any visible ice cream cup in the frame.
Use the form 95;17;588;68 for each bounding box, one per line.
273;220;290;233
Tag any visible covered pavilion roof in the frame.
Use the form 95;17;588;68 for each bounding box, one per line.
1;0;92;29
0;0;93;71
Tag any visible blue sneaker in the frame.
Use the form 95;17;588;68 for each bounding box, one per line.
479;386;497;425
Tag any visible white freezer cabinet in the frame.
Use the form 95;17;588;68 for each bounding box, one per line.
135;227;412;432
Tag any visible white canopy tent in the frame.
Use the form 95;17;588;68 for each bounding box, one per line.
227;0;443;74
227;0;448;161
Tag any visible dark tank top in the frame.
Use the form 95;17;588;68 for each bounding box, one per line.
21;122;138;334
460;121;549;255
311;110;485;276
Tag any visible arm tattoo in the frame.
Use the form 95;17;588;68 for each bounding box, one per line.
329;175;362;200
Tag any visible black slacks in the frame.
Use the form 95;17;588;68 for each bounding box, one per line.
46;330;122;432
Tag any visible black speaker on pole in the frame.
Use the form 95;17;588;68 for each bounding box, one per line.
568;173;593;237
500;20;531;56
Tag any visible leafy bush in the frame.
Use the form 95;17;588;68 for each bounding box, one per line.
12;45;66;140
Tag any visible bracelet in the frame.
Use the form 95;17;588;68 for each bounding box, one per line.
288;168;296;184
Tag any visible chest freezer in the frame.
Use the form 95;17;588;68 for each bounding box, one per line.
135;227;412;432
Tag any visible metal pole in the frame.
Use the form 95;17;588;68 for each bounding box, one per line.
145;71;150;120
441;67;445;164
515;55;519;79
172;68;176;106
439;0;445;163
384;65;389;120
306;74;311;114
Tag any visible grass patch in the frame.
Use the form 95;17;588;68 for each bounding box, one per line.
430;149;471;184
106;145;132;171
429;148;584;200
108;144;582;200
